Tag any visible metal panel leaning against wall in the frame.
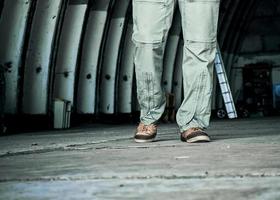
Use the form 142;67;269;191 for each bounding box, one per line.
0;0;32;114
22;0;63;114
117;7;135;114
76;0;113;114
172;38;184;111
162;5;181;94
99;0;131;114
53;0;88;107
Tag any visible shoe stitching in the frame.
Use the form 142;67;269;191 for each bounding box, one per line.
136;123;157;136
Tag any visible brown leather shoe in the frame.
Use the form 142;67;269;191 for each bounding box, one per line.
134;123;157;143
181;127;210;143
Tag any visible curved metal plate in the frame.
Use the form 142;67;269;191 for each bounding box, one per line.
76;0;112;114
22;0;63;114
53;2;88;103
117;14;135;113
0;0;31;114
163;8;181;94
172;38;184;111
99;0;130;114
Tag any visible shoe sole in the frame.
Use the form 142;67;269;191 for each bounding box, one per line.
134;138;155;143
186;135;211;143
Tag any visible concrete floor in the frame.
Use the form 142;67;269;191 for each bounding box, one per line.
0;117;280;199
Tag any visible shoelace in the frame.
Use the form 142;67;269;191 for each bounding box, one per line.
137;124;156;135
190;127;203;132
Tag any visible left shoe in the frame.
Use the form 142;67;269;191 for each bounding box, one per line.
180;127;211;143
134;123;157;143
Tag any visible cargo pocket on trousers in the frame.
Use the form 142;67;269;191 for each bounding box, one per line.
183;0;220;42
132;0;168;44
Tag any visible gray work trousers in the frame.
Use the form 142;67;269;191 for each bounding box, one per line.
132;0;220;132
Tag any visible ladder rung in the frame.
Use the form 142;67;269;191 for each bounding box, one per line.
219;81;227;85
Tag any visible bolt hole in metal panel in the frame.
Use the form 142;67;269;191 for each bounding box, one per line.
53;0;88;105
22;0;63;114
99;0;131;114
77;0;113;114
0;0;32;114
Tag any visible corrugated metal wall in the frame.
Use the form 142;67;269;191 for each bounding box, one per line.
0;0;133;115
1;0;183;116
0;0;278;118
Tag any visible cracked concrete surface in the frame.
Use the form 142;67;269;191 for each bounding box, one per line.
0;117;280;199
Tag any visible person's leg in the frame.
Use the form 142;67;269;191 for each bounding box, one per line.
177;0;220;142
132;0;175;142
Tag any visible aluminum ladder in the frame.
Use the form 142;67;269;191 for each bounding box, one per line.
214;45;238;119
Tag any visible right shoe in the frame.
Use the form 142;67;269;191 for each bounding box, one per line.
180;127;211;143
134;123;157;143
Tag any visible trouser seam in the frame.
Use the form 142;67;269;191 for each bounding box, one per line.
180;71;204;132
191;71;203;122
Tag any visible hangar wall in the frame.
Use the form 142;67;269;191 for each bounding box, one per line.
0;0;279;120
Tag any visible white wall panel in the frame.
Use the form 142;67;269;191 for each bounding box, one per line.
77;0;112;114
0;0;31;114
53;1;88;104
22;0;63;114
99;0;131;114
